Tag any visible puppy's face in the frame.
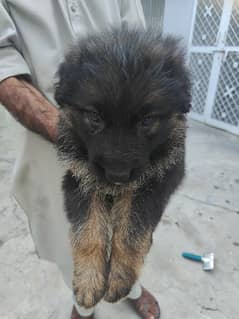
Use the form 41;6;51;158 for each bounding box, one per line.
55;29;191;185
63;95;172;185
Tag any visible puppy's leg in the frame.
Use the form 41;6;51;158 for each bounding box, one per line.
104;191;152;303
105;166;185;303
71;192;111;308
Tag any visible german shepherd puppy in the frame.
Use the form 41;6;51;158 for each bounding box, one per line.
55;28;191;309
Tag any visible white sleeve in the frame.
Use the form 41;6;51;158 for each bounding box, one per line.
0;0;31;82
120;0;146;29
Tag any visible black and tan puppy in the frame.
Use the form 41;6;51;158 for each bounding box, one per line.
55;28;191;310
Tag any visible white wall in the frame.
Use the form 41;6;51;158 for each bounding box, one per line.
163;0;196;48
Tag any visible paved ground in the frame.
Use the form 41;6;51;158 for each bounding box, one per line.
0;116;238;319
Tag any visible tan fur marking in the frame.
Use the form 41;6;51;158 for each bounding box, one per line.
71;192;111;308
104;190;152;302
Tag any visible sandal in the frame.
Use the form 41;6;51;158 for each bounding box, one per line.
128;286;160;319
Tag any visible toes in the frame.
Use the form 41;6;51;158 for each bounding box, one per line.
145;301;160;319
75;287;106;308
104;271;134;303
104;285;131;303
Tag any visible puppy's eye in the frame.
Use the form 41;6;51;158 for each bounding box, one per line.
140;115;157;129
83;111;104;134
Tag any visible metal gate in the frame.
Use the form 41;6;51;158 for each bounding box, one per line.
189;0;239;135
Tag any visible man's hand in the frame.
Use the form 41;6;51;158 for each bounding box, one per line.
0;77;59;143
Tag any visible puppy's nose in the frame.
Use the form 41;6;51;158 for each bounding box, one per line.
105;170;131;184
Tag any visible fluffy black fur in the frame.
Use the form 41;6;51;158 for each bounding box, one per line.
55;27;191;306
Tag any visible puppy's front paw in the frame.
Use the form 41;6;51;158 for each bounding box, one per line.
104;262;136;303
73;267;107;308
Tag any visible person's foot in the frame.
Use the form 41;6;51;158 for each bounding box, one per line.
128;287;160;319
71;306;95;319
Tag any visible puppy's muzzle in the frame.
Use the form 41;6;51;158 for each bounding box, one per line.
95;162;132;184
105;168;131;184
93;156;143;184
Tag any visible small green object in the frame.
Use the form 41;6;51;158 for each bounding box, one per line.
182;252;202;262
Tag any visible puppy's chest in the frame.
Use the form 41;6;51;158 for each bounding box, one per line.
104;193;115;211
101;191;132;227
89;189;134;234
85;190;134;261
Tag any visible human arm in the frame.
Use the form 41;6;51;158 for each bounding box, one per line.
0;0;59;143
0;77;59;143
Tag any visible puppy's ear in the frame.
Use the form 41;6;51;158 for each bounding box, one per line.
152;36;192;114
176;88;192;114
55;64;67;108
55;52;80;108
55;63;73;108
181;102;192;113
176;98;192;114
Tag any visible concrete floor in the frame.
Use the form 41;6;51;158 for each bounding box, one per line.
0;118;238;319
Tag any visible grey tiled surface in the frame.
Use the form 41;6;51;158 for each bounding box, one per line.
0;117;239;319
